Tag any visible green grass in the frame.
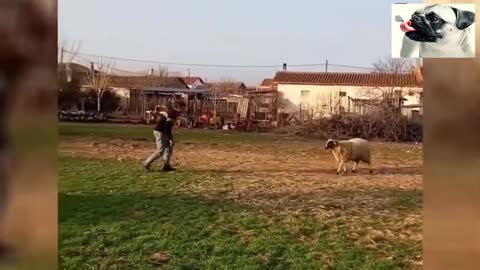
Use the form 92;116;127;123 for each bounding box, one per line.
59;157;416;270
59;122;422;269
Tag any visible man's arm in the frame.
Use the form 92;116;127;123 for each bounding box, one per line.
164;120;174;143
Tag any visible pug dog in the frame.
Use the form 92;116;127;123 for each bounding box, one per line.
399;4;475;58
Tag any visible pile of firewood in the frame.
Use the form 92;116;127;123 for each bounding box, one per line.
276;112;422;142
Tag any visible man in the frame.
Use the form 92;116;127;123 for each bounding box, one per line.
142;104;181;172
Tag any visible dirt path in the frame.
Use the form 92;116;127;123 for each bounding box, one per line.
59;138;422;180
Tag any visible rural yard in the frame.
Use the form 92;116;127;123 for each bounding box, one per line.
58;123;423;269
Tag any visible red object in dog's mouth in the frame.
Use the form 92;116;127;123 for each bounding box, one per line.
400;21;416;32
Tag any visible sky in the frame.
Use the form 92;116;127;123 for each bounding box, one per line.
58;0;420;86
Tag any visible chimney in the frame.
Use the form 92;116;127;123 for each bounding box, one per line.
283;63;287;71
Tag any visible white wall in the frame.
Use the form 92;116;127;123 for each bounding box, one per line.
193;80;204;89
188;79;204;89
277;83;423;117
110;87;130;98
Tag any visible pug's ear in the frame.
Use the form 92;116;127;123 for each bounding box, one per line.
452;7;475;30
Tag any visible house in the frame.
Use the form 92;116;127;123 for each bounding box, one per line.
256;78;274;91
272;69;423;119
58;62;199;115
180;76;205;89
401;65;423;121
204;81;247;96
59;62;192;89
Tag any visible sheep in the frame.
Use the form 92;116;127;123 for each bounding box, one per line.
324;138;373;175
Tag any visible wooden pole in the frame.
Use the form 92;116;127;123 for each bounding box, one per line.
325;59;328;72
90;62;95;75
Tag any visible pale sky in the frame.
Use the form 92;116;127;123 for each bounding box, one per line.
58;0;420;86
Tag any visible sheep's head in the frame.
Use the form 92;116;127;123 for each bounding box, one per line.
325;139;338;149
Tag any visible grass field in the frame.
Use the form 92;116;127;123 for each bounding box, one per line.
58;122;423;269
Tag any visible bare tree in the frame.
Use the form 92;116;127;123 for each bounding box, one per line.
356;57;421;140
206;77;236;117
58;41;82;83
372;57;415;74
206;83;220;117
58;41;81;85
358;57;419;110
58;41;84;111
147;66;169;87
143;66;169;117
85;58;115;112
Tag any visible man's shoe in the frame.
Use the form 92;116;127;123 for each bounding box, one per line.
143;163;151;172
162;165;176;172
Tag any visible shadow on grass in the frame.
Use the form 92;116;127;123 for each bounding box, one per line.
59;192;247;226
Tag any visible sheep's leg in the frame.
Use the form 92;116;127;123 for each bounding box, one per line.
352;161;358;173
332;151;339;163
336;161;344;175
337;159;348;175
367;161;373;174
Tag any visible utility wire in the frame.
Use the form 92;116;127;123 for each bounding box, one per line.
71;54;181;75
64;50;376;70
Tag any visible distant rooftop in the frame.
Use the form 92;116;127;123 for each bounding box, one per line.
273;71;423;87
135;86;209;94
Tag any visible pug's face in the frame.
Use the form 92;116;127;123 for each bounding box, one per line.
400;4;475;43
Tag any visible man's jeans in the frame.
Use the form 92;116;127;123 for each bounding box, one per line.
143;130;172;168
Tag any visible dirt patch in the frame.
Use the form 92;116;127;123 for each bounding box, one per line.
59;138;422;177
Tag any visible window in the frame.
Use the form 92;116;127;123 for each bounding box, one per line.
339;91;347;97
301;90;310;97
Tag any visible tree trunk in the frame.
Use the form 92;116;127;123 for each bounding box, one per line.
97;93;101;112
80;98;85;111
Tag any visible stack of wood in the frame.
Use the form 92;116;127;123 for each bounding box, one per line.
275;112;422;142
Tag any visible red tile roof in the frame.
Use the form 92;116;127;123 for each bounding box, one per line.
180;76;204;85
260;78;273;87
273;71;423;87
410;66;423;84
204;82;247;95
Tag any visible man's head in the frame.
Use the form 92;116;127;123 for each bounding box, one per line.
400;4;475;43
166;100;188;120
159;111;168;118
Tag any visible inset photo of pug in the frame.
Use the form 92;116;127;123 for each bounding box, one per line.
391;3;475;58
